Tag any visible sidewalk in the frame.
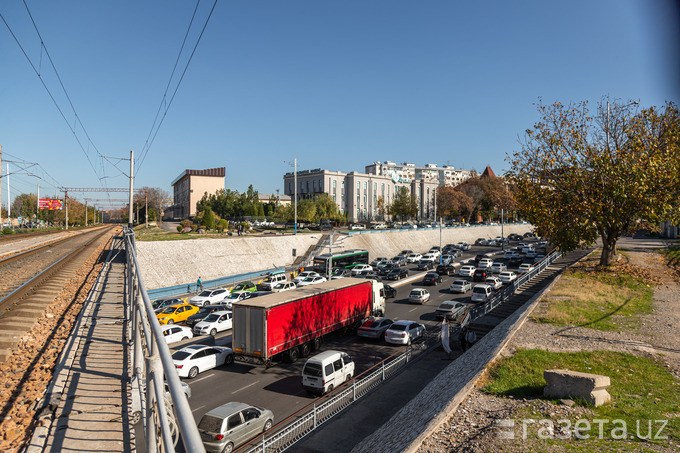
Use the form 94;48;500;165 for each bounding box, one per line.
28;236;134;452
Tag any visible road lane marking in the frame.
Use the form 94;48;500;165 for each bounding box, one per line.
231;380;260;394
191;373;215;384
191;405;207;413
409;307;418;312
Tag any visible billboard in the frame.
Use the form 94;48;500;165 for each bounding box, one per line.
39;199;64;210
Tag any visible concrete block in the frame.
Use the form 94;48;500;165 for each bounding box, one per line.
544;369;611;407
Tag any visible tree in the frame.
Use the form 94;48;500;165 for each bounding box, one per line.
436;186;473;220
507;98;680;266
201;208;216;229
390;186;418;220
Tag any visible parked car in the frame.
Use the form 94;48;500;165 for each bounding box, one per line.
156;303;199;325
490;262;507;274
386;268;409;280
371;223;387;230
449;279;472;293
471;284;494;303
357;317;394;340
350;224;365;230
385;320;426;345
406;253;422;263
161;325;194;344
190;289;230;308
422;272;442;286
297;276;328;286
301;350;355;395
271;281;297;292
231;282;258;293
383;284;397;299
436;263;457;276
351;264;373;276
193;310;233;336
459;265;476;277
485;277;503;290
475;238;488;246
172;345;233;379
185;305;224;327
417;260;436;271
408;288;431;304
518;263;534;273
499;271;518;284
198;402;273;452
153;298;184;314
293;271;321;284
472;268;490;282
220;291;252;309
435;301;469;322
478;258;494;269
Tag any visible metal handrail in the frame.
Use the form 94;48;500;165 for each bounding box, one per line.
124;228;206;453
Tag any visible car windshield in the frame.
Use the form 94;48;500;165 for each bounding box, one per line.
409;290;421;296
198;414;224;433
389;324;407;331
453;280;465;285
302;277;314;282
160;306;178;314
226;293;240;299
274;283;285;289
172;350;192;361
473;287;488;293
234;284;246;290
439;303;454;310
303;362;323;377
204;314;220;322
197;307;213;314
198;291;212;297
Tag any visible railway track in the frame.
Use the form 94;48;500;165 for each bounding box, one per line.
0;225;117;361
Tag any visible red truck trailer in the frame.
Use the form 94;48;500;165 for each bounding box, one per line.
232;278;386;365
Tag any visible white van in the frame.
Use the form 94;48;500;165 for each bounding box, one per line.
260;272;287;291
301;350;355;395
471;284;494;303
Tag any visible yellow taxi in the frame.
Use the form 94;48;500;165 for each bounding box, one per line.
156;303;199;325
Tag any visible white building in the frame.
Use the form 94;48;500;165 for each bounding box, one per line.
364;161;475;187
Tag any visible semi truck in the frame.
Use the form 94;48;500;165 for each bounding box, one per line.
232;278;386;365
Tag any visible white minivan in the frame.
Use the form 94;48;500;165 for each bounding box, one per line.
471;284;494;303
301;350;355;395
260;272;287;291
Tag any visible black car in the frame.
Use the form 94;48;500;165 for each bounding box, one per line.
386;268;409;280
383;284;397;299
152;298;184;313
185;305;224;327
508;256;523;267
472;268;490;282
378;263;399;276
436;263;457;276
417;260;436;271
422;272;442;285
473;254;487;264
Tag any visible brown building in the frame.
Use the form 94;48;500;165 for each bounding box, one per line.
171;167;225;219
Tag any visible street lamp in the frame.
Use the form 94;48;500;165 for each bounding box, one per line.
284;159;297;235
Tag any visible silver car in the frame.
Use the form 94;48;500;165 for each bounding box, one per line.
198;402;274;453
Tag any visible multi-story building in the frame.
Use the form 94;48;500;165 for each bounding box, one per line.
283;168;439;223
171;167;225;218
365;161;475;187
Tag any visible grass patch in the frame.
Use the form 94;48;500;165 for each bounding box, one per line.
484;349;680;448
531;269;654;331
663;246;680;268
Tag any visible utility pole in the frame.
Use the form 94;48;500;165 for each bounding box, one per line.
85;200;88;226
37;183;40;227
0;145;3;229
145;191;148;228
294;158;297;235
65;190;69;230
128;149;134;229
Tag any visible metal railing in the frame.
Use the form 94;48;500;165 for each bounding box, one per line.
124;228;206;453
238;248;562;453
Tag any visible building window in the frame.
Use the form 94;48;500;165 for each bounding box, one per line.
381;183;385;195
333;180;337;192
319;179;322;191
313;180;316;191
374;182;377;192
364;182;367;190
364;195;367;206
289;182;292;193
357;195;360;206
306;181;310;192
356;181;360;194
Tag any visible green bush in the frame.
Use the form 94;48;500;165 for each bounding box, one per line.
2;227;14;235
217;219;228;232
176;225;183;233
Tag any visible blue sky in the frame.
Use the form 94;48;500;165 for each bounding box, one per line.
1;0;678;209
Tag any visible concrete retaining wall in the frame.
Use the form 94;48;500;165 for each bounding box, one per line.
136;224;532;290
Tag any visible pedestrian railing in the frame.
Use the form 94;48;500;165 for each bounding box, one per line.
124;228;206;453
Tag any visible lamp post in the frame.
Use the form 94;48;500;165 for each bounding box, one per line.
284;159;298;235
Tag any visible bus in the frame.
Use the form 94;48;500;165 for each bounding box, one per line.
313;249;369;276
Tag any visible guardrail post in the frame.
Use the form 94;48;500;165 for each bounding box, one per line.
313;403;317;429
353;379;356;401
382;361;385;380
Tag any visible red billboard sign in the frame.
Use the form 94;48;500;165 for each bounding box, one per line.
39;199;64;210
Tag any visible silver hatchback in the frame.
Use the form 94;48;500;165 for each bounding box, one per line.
198;402;274;453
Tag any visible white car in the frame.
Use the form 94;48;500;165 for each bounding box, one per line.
293;271;321;284
406;253;422;263
456;242;471;251
490;262;507;274
297;276;328;287
220;290;252;309
371;223;387;230
449;279;472;293
485;277;503;290
421;252;438;262
385;320;425;345
408;288;430;304
478;258;494;269
440;254;455;265
525;249;538;259
172;345;233;379
499;271;518;284
518;263;534;273
350;224;365;230
161;325;194;344
459;265;476;277
351;264;373;276
193;310;233;336
504;250;520;259
189;288;230;307
271;281;296;292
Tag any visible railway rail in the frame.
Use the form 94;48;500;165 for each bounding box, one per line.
0;225;116;361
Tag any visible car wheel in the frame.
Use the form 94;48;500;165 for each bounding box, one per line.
210;328;217;336
222;442;234;453
181;337;188;341
167;319;174;325
300;342;311;358
188;367;199;379
224;354;234;365
263;419;273;432
287;347;300;363
407;336;412;346
326;384;334;394
311;337;322;351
